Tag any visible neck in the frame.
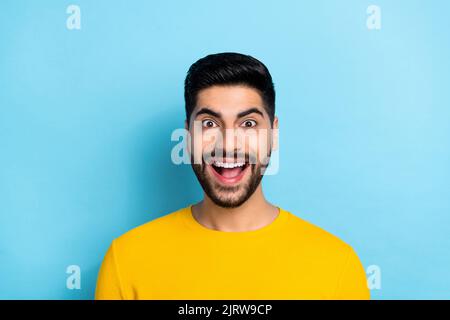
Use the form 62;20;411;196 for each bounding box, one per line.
192;184;279;232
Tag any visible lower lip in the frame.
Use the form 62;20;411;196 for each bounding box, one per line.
207;163;250;185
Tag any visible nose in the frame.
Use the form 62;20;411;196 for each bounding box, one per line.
217;127;246;160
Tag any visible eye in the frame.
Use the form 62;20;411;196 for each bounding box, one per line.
241;119;257;128
202;119;218;128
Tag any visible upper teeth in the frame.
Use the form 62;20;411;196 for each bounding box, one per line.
214;161;245;168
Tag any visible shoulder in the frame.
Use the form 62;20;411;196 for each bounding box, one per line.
112;206;186;252
281;208;352;255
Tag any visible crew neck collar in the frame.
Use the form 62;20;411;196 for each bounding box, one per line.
180;204;288;237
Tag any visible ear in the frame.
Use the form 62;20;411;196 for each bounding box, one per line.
185;119;192;156
271;116;279;151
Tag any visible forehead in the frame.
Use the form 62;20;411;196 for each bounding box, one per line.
195;85;265;117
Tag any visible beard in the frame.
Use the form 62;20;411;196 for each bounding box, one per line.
190;151;270;208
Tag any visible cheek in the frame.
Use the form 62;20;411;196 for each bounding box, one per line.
240;130;271;163
202;130;220;160
256;129;273;158
202;129;219;148
191;129;221;163
189;129;204;164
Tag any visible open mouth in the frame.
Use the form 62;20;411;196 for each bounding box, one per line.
207;160;251;185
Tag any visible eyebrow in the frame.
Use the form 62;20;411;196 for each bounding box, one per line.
194;107;221;118
237;107;264;119
194;107;264;119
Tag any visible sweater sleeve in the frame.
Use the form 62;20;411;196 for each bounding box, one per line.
95;240;125;300
334;245;371;300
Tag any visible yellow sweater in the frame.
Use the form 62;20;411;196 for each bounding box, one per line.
95;205;370;300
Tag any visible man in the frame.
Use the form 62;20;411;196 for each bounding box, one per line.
95;52;370;300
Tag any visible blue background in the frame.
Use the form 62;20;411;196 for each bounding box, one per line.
1;0;449;299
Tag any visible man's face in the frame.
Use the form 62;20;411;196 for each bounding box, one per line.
187;85;278;208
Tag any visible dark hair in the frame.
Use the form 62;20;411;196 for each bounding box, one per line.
184;52;275;125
